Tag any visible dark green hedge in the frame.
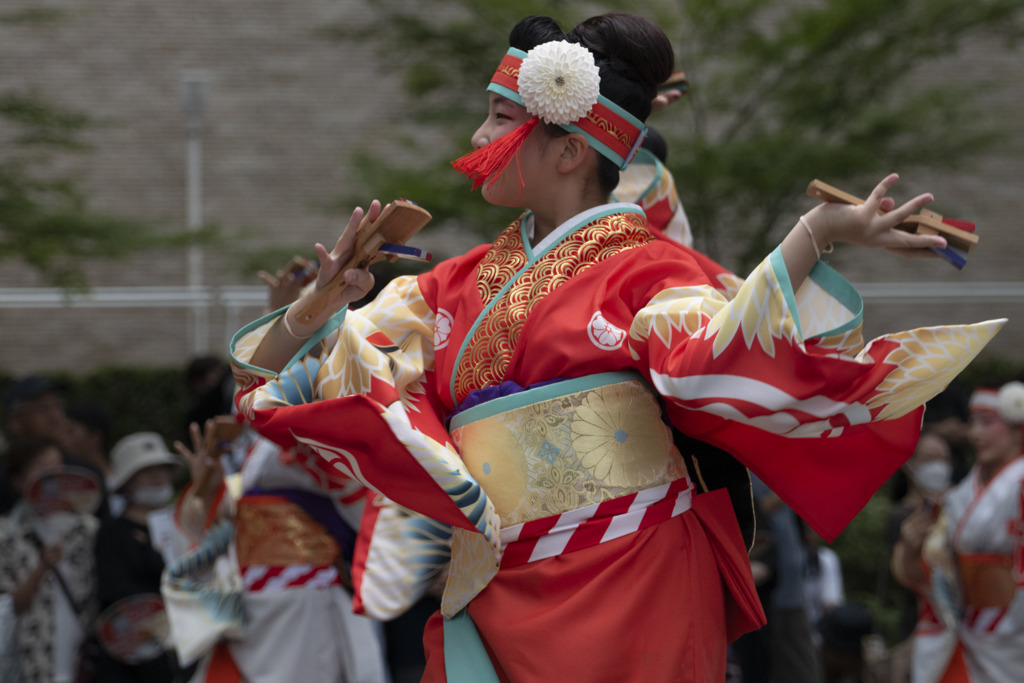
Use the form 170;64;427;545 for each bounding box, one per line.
2;365;196;449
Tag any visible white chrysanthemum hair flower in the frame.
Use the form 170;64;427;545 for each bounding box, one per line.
998;381;1024;424
518;41;601;125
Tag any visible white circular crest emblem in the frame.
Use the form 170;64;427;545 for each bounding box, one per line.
587;310;626;351
434;308;454;349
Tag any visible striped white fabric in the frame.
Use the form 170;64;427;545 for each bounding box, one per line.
499;477;693;567
241;564;340;591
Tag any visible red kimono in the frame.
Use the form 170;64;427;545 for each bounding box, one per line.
231;203;1002;682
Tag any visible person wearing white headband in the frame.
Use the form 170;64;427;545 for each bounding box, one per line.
894;381;1024;683
228;12;1005;682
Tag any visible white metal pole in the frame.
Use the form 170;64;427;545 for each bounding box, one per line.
181;70;211;356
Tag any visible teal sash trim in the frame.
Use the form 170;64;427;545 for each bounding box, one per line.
229;304;348;375
449;206;643;403
443;609;500;683
450;371;640;431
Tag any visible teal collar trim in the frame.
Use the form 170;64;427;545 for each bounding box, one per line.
522;203;641;259
449;205;643;403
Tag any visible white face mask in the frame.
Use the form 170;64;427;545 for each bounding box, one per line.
909;461;952;494
34;510;79;546
130;484;175;508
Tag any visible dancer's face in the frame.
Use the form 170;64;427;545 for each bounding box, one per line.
472;94;552;209
471;93;532;149
967;410;1022;469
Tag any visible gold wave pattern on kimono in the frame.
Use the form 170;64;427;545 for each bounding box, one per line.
456;213;653;403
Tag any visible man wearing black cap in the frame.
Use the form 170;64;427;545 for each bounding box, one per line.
2;376;71;513
2;375;109;518
4;375;70;443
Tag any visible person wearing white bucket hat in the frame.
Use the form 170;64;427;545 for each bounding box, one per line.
108;432;182;500
94;432;184;683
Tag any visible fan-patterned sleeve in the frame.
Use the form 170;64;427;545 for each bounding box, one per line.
628;246;1005;540
229;275;501;570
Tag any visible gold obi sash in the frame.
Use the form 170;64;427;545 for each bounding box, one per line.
235;494;340;569
958;554;1017;610
449;372;687;525
441;372;689;616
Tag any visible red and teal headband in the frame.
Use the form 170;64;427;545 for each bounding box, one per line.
452;42;648;191
489;47;648;171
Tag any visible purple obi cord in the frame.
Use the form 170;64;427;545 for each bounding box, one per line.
447;378;564;428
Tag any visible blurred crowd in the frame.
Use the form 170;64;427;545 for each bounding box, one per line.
4;361;1022;683
0;361;440;683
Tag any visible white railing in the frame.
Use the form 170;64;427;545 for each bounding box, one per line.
4;282;1023;306
0;286;267;354
0;282;1021;353
851;282;1024;302
0;286;265;308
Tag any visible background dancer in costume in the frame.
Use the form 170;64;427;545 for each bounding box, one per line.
612;126;694;247
893;380;1024;682
168;418;389;683
165;263;390;683
228;12;1003;681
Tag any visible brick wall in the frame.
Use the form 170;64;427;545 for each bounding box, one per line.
1;2;1022;374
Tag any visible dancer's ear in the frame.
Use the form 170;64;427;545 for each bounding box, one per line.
554;133;593;175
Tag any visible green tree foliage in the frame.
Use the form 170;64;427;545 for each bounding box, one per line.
672;0;1022;268
0;90;170;289
321;0;1022;269
0;8;201;289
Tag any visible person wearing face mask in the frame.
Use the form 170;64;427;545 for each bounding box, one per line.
893;381;1024;683
0;435;99;683
94;432;185;683
885;430;954;679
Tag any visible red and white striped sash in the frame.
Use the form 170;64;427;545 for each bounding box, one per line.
241;564;340;592
499;477;693;567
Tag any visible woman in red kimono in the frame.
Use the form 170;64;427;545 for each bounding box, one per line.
228;13;1004;682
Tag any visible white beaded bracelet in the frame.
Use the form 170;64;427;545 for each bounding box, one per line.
280;312;313;340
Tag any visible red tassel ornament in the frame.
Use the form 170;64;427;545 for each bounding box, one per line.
451;116;540;191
